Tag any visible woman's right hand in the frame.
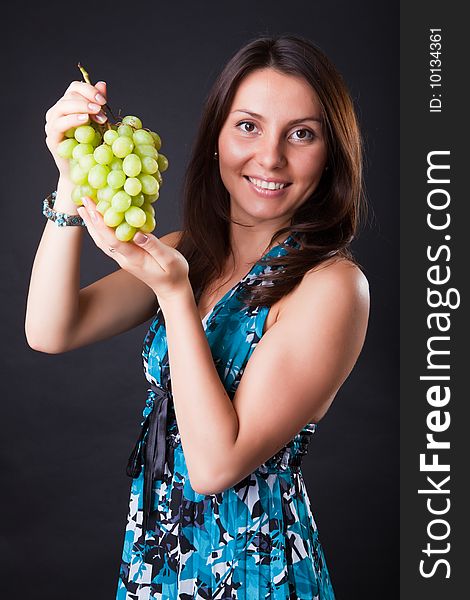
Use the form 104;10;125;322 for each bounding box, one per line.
44;80;108;179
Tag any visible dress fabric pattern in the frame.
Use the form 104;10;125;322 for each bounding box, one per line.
116;234;336;600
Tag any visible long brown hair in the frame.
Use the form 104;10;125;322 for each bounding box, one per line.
175;34;366;308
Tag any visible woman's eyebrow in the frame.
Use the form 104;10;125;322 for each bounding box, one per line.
231;109;322;125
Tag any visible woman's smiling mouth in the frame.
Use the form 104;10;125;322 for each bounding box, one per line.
243;175;292;194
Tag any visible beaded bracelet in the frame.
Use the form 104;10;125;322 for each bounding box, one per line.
42;191;86;227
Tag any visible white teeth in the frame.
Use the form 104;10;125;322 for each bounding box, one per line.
248;177;287;190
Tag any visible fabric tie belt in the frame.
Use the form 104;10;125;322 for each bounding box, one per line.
126;382;171;535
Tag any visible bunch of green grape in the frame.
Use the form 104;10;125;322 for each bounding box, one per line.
57;115;169;242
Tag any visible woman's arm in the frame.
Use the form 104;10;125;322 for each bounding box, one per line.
61;235;181;353
25;218;181;353
25;78;183;353
159;259;370;495
72;199;370;495
25;80;108;352
25;176;86;353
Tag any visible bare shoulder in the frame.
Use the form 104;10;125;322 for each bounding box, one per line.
278;257;370;322
307;257;369;297
160;230;184;247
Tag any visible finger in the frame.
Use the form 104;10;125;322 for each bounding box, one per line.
90;112;108;125
131;232;177;271
63;86;108;119
77;202;116;258
52;98;104;118
46;97;103;127
95;80;107;98
79;198;134;257
45;113;90;146
63;86;108;125
90;81;108;123
64;81;108;106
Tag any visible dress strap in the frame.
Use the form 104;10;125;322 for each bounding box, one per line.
126;382;171;534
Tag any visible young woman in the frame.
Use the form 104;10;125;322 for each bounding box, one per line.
27;34;369;599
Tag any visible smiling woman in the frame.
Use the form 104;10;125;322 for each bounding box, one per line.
113;36;368;599
178;35;364;314
27;33;368;600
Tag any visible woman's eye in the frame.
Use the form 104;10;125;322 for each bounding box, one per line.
290;129;315;141
237;121;258;134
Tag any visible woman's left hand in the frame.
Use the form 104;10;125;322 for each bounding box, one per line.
77;196;190;302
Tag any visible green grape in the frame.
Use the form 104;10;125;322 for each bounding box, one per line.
141;156;158;175
109;157;123;171
103;207;124;227
122;154;142;177
131;193;145;207
125;206;147;228
122;115;143;129
92;130;102;147
124;177;142;196
57;138;78;159
72;143;94;160
97;186;115;203
78;153;97;172
133;129;154;146
116;222;138;242
142;202;155;216
144;191;159;203
140;212;156;233
112;190;132;212
157;154;169;172
71;185;83;204
117;124;134;138
112;136;134;158
96;200;111;215
150;131;162;150
138;174;159;195
79;184;98;202
107;169;126;189
88;164;110;189
94;144;114;165
70;164;88;185
104;129;119;145
135;144;158;159
74;125;96;144
66;115;163;242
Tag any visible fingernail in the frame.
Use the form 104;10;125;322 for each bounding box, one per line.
81;197;89;207
95;93;106;104
96;81;106;86
88;102;101;111
134;232;148;244
95;112;107;123
77;114;88;121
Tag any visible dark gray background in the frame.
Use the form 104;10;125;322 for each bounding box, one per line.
0;1;398;597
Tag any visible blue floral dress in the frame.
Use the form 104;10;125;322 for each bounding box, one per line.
116;234;336;599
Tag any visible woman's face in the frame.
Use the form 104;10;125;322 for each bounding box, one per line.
217;67;328;227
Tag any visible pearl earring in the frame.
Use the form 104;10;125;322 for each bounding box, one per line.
213;151;218;160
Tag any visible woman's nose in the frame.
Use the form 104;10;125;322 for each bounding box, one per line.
255;135;287;170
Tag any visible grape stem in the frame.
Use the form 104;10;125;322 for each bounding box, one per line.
77;62;118;127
